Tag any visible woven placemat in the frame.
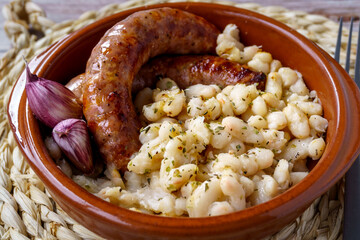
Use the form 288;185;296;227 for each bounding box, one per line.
0;0;353;239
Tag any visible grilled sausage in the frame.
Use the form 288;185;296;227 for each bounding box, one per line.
83;8;220;171
133;55;266;92
68;55;266;101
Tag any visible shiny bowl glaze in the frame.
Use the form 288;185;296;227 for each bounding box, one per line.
7;2;360;239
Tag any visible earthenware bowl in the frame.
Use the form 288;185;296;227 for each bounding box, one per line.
7;2;360;239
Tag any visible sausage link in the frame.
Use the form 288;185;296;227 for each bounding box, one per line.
67;55;266;100
133;55;266;92
83;8;219;171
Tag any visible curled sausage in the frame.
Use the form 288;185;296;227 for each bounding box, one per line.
133;55;266;92
83;8;220;171
68;56;265;102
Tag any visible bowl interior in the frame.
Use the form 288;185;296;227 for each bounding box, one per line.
8;2;360;240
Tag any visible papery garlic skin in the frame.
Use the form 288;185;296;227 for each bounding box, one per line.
52;119;94;174
25;65;83;128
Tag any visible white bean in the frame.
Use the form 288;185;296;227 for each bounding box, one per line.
308;138;326;160
289;78;309;96
187;177;222;217
294;101;323;116
309;115;328;132
278;67;298;88
265;72;283;99
270;59;282;72
216;92;235;116
283;104;310;138
251;96;268;117
222;116;264;144
267;111;287;130
247;115;267;129
273;159;290;189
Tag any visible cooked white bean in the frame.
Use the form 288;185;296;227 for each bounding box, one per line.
247;148;274;170
277;137;312;162
248;58;270;74
223;23;241;41
241;46;259;63
187;97;205;117
216;92;235;116
208;201;233;216
273;159;290;189
251;96;268;116
216;37;243;62
278;67;298;88
249;175;279;205
222;116;264;144
229;84;258;115
289;78;309;96
261;129;288;151
222;85;234;96
308;138;326;160
203;97;221;120
283;104;310;138
265;72;283;99
187;177;222;217
270;59;282;72
267;111;287;130
239;176;255;197
128;138;164;174
209;123;232;149
163;164;198;192
262;92;284;109
139;123;161;144
254;52;273;63
143;101;165;121
216;138;246;156
185;117;211;145
247;115;267;129
185;84;219;100
220;175;246;211
309;115;328;132
294;101;323;116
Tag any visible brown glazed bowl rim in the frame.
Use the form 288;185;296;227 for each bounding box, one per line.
7;2;360;239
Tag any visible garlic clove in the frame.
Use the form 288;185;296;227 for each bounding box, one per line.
25;63;83;128
52;119;94;174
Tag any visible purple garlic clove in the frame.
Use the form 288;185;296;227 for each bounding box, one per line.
25;62;83;128
52;119;94;174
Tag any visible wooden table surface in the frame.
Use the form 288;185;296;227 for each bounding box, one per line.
0;0;359;55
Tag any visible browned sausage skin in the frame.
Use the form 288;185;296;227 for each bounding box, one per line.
83;8;220;171
69;55;266;100
133;55;266;92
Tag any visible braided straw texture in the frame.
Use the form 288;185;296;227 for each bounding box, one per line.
1;0;353;239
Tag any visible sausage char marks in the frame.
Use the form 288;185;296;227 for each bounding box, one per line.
68;55;266;103
83;8;220;172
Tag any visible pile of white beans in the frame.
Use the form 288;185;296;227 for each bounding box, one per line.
72;24;328;217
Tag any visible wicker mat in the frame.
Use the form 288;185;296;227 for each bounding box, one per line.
0;0;354;239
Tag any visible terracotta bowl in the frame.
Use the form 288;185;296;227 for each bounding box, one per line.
7;2;360;239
